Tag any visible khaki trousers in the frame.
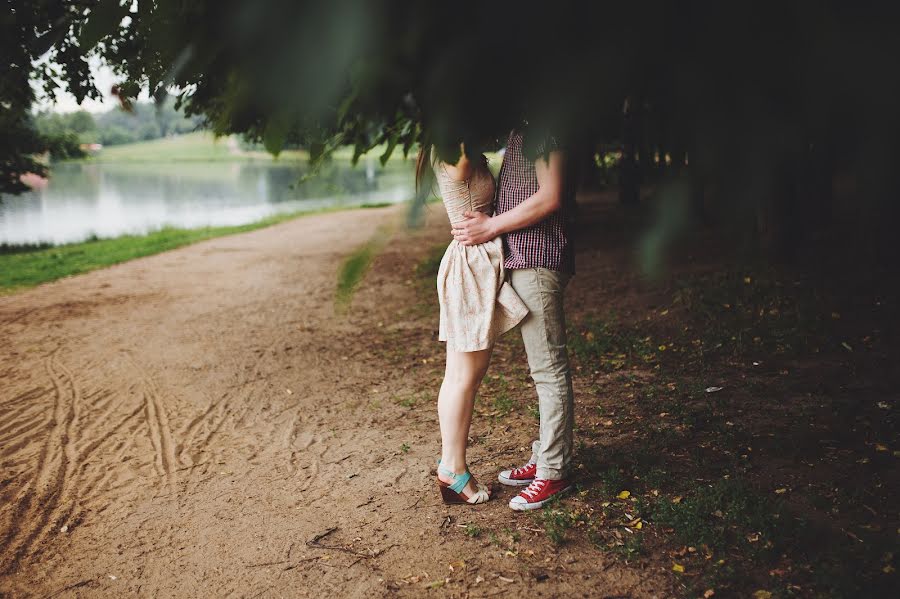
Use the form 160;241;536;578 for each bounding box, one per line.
508;268;575;480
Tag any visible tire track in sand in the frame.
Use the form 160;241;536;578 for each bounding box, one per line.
0;349;81;573
124;353;178;486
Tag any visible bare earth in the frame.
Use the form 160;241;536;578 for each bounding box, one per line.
0;201;671;598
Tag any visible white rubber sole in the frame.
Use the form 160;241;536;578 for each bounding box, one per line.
508;485;573;511
497;470;535;487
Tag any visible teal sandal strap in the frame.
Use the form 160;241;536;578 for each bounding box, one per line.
437;461;472;494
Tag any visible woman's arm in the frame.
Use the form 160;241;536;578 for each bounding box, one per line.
440;143;475;182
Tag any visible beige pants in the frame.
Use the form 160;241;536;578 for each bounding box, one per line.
508;268;575;481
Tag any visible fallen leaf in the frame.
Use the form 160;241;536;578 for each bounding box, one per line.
617;490;631;499
775;488;787;494
672;563;685;573
705;386;724;393
704;590;715;598
753;591;772;599
875;444;888;452
672;496;683;504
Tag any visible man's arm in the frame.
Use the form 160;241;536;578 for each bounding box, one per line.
451;150;565;246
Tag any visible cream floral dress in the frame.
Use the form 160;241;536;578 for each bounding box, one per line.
433;160;528;352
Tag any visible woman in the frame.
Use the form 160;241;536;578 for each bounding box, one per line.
415;144;528;505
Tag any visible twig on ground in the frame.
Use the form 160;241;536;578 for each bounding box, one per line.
247;584;274;599
48;579;94;598
305;526;386;559
245;559;288;568
356;497;375;509
308;527;338;544
282;556;321;571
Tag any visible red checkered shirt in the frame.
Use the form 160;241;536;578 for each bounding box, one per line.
495;130;575;273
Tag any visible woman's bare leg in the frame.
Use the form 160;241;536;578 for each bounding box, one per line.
437;346;493;497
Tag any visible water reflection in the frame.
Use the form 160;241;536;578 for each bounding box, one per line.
0;157;413;245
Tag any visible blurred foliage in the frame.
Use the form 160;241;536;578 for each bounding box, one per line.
32;98;204;148
4;1;900;256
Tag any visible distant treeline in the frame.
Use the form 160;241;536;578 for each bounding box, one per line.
31;98;205;159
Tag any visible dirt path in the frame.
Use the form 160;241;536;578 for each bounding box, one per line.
0;202;670;598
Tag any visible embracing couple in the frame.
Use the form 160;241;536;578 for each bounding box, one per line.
416;127;575;511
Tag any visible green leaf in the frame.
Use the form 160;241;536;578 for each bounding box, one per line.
309;141;325;163
263;119;287;156
79;0;129;50
351;142;365;165
380;132;398;166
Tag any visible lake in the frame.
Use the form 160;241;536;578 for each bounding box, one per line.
0;157;414;246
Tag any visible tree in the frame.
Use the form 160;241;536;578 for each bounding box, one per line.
4;1;900;256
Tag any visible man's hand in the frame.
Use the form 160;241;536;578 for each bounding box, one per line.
451;211;497;246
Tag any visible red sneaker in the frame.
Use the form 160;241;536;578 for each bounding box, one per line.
497;460;536;487
509;478;572;511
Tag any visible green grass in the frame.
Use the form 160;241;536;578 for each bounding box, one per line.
90;131;264;163
0;205;395;294
568;315;658;370
394;393;421;408
85;131;405;164
650;477;790;557
335;225;392;308
532;501;580;545
414;244;446;279
463;524;482;538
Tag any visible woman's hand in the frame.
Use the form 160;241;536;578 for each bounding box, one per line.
451;211;497;245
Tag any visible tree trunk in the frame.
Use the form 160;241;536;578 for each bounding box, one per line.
619;97;640;205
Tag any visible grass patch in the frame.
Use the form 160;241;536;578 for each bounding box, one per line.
568;316;658;370
650;478;790;557
394;394;420;408
414;244;446;279
336;245;377;305
532;501;582;545
0;203;401;294
335;225;392;308
0;211;310;293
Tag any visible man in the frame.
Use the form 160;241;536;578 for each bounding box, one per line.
451;128;575;511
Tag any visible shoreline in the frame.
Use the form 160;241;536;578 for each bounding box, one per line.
0;200;403;294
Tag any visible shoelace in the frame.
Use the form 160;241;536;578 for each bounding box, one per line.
521;479;547;500
512;463;535;477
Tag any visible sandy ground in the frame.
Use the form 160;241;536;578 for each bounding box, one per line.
0;202;671;598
